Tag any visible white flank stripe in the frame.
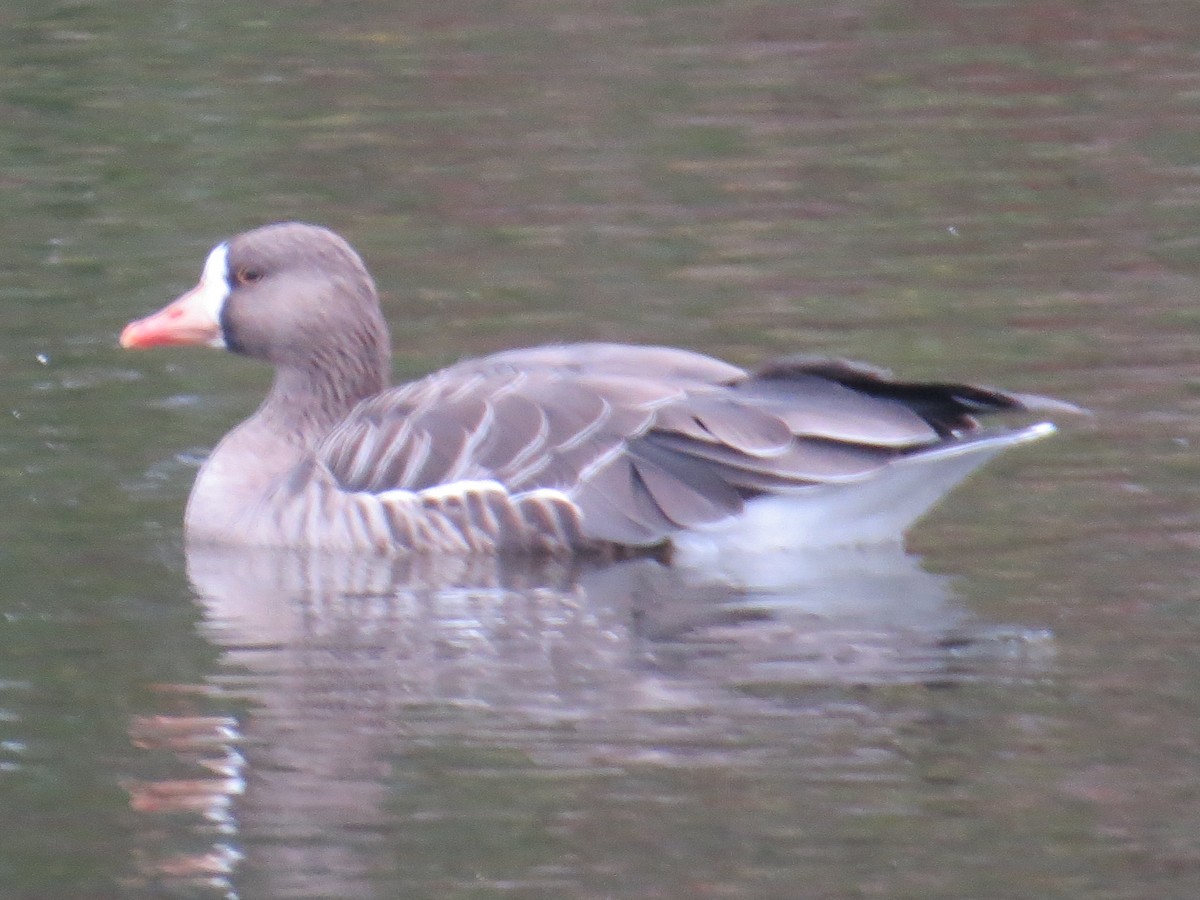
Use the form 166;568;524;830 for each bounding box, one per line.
512;487;573;505
419;479;508;502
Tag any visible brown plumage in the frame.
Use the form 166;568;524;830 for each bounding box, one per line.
121;222;1074;557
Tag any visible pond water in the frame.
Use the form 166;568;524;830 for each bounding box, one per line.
3;1;1200;897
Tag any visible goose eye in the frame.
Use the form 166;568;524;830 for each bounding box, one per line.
235;266;263;286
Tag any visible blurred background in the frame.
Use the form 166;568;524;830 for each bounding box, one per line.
2;1;1199;897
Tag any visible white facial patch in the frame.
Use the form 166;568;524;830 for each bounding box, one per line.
196;243;232;349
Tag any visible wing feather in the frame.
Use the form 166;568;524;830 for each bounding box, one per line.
629;445;743;528
643;431;889;483
732;376;940;447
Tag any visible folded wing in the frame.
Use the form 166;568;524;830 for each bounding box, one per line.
314;345;1055;549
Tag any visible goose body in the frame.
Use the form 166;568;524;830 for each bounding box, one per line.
121;222;1069;557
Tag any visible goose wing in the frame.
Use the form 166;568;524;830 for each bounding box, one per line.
315;345;1048;547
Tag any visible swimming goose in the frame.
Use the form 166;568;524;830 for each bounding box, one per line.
121;222;1070;557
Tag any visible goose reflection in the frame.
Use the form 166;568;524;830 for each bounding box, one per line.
128;544;1052;897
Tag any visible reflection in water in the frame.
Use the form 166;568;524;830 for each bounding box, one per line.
127;544;1053;897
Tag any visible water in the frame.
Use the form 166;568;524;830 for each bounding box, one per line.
2;1;1200;897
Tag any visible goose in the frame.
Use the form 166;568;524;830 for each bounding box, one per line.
121;222;1071;557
